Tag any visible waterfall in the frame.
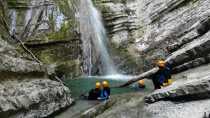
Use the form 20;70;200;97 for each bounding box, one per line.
25;8;32;26
78;0;117;75
9;10;17;35
89;42;92;75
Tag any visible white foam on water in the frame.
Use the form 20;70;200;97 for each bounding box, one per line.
86;74;135;81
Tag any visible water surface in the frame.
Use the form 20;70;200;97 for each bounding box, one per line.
55;77;154;118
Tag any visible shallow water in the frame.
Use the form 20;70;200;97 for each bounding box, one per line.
65;77;137;98
55;77;154;118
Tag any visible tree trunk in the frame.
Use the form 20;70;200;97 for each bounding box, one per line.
115;67;159;88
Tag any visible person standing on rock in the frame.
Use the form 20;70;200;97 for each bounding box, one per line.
151;59;173;89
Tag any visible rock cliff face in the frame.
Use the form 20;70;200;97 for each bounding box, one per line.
0;37;73;118
143;64;210;118
94;0;143;74
76;0;210;117
5;0;82;78
2;0;210;117
0;78;73;118
0;1;74;117
95;0;210;73
145;64;210;103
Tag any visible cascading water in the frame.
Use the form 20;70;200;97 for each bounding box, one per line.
25;8;32;26
78;0;117;75
9;10;17;35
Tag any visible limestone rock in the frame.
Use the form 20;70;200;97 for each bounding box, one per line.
5;0;82;78
95;0;139;45
0;21;73;118
0;38;45;74
145;64;210;103
95;0;210;73
144;100;210;118
0;78;73;118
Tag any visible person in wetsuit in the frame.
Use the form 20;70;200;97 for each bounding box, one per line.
152;59;172;90
138;80;146;89
100;81;110;100
87;82;102;100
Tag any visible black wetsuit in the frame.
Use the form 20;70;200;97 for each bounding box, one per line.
138;84;146;89
88;88;101;100
152;63;172;89
103;87;110;96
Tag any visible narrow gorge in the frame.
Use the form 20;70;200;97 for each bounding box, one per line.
0;0;210;118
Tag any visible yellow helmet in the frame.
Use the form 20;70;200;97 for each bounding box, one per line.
102;81;109;87
156;60;166;68
138;80;145;85
95;82;101;89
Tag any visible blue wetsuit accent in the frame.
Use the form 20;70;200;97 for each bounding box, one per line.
99;89;109;100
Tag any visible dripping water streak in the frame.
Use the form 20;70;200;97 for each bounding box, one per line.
89;42;92;75
25;8;32;26
10;10;17;35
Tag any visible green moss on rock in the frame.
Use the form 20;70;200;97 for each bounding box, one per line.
7;0;28;9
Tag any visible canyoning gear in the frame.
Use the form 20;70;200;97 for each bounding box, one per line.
87;81;111;100
102;81;109;87
138;80;145;88
156;60;166;68
95;82;101;89
99;88;110;100
87;82;102;100
102;81;110;99
152;62;172;89
103;87;110;96
168;79;173;84
99;82;111;100
152;77;162;89
88;88;101;100
99;90;108;100
162;79;173;87
138;80;145;85
98;81;111;100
